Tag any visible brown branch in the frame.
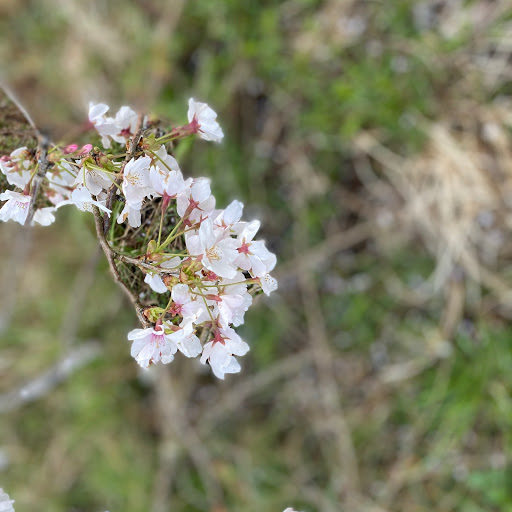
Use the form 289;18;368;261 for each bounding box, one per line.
26;135;52;225
115;253;181;274
103;114;146;234
93;205;150;327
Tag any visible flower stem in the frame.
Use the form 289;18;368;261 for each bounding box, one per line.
157;217;184;251
157;208;165;246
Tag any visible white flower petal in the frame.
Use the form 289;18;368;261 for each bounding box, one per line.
144;274;168;294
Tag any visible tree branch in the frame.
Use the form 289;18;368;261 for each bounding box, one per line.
26;135;52;225
115;253;181;274
93;205;150;327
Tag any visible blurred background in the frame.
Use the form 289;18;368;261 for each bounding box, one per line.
1;1;512;511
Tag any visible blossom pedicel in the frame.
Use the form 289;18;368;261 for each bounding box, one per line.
0;99;278;378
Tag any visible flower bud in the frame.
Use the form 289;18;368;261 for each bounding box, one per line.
163;275;179;288
145;240;161;261
77;144;92;157
47;152;61;163
63;144;78;154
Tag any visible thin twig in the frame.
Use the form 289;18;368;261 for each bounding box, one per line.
116;254;180;274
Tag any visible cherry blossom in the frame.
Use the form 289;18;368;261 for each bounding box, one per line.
186;218;239;278
117;201;142;228
122;156;152;205
167;324;203;358
149;145;187;199
33;207;56;226
208;274;253;328
112;106;139;140
128;326;177;368
200;327;249;379
88;102;120;149
88;102;109;123
212;199;244;231
1;97;278;379
144;272;168;294
56;185;111;215
0;147;32;189
0;488;15;512
45;160;75;205
170;283;209;326
89;103;139;149
177;178;215;222
235;220;276;277
143;257;182;293
260;272;278;296
188;98;224;142
0;191;31;225
75;163;112;196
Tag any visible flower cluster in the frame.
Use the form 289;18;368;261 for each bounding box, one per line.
0;98;277;378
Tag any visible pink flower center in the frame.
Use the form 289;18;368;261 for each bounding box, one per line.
204;270;218;281
237;242;251;255
151;332;163;348
170;303;182;316
213;329;225;345
189;116;200;132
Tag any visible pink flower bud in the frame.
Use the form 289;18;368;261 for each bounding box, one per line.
77;144;93;157
62;144;78;154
